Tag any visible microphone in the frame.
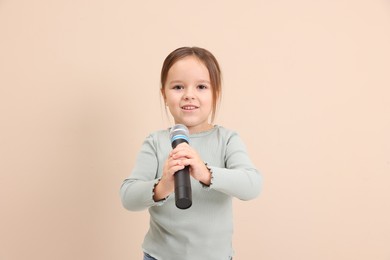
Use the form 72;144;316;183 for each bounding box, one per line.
170;124;192;209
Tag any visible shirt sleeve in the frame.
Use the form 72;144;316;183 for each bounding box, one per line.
205;132;262;200
120;135;169;211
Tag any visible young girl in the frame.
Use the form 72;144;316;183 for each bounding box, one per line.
120;47;262;260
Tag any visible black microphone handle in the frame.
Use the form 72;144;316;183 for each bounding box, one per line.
171;138;192;209
174;166;192;209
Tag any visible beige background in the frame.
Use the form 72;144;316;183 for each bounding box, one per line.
1;0;389;259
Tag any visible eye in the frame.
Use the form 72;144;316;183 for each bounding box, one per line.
197;84;208;90
172;85;184;90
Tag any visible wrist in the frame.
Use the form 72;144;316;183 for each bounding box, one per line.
200;163;212;186
153;178;172;201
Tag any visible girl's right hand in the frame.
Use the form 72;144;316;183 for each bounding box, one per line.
153;153;185;201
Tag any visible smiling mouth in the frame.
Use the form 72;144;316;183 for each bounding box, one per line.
181;105;198;110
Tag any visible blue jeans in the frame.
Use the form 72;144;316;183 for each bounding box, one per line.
143;253;157;260
143;252;232;260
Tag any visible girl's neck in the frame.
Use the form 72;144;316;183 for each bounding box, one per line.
187;124;214;135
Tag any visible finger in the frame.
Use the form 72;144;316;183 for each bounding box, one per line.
164;158;181;173
172;146;195;156
172;151;192;160
168;157;182;166
170;164;185;175
168;159;184;171
172;143;191;153
175;142;190;149
179;158;192;166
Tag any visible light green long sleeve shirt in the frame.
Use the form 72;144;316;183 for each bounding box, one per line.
120;126;262;260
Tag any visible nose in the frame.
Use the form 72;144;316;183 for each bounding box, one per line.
183;87;195;100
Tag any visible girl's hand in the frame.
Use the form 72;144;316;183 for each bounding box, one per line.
153;152;185;201
153;143;211;201
170;143;211;185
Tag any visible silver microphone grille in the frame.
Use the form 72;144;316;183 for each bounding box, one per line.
169;124;189;143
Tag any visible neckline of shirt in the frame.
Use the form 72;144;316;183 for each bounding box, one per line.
189;125;219;138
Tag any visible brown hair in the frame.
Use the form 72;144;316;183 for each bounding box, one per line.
160;46;222;122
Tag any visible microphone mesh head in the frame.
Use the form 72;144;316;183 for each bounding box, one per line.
170;124;189;143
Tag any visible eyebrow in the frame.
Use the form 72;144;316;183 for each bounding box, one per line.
169;80;211;85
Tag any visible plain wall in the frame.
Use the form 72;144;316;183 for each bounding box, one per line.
1;0;389;259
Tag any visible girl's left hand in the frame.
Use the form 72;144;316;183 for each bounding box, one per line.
170;142;211;185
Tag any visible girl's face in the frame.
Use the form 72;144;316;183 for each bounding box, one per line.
163;56;213;134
